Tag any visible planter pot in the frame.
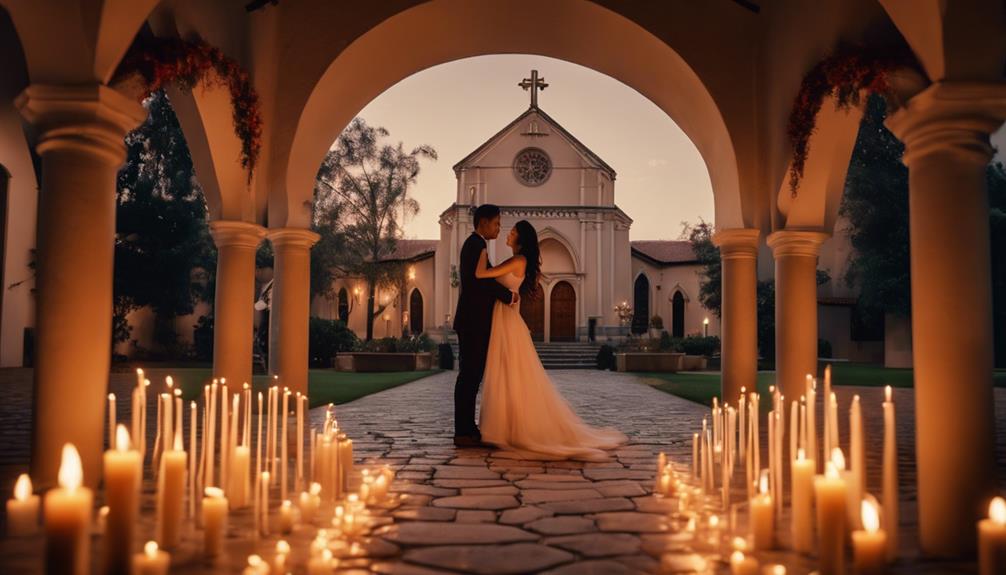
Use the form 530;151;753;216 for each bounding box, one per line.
333;352;434;372
681;355;708;371
615;352;684;373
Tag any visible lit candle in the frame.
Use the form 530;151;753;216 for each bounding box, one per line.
155;431;186;549
103;425;141;575
814;448;848;575
281;388;289;502
692;433;699;480
272;540;291;575
96;505;109;536
107;393;116;450
132;541;170;575
242;554;269;575
260;471;271;536
750;470;774;550
230;444;251;509
730;550;759;575
307;549;336;575
790;448;815;553
202;487;228;557
805;375;817;472
299;482;322;525
278;499;296;534
849;394;864;530
881;385;898;561
189;401;197;520
6;473;39;536
44;443;93;575
823;364;833;454
339;434;354;495
296;393;304;493
267;386;277;484
979;496;1006;575
221;383;230;490
206;381;217;487
852;496;887;575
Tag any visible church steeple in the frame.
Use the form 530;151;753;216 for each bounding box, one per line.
518;69;548;109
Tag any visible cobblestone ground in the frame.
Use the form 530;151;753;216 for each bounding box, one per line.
0;368;1004;573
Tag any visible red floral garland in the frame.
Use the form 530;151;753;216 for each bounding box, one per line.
113;35;262;178
786;42;921;197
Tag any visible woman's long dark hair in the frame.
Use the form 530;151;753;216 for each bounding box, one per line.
513;220;542;298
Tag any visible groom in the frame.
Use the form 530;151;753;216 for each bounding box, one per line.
453;204;519;447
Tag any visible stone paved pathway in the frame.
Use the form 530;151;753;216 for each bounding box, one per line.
0;368;1004;573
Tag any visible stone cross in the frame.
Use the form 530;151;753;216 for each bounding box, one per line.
518;69;548;108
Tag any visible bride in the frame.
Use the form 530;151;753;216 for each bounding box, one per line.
474;219;627;460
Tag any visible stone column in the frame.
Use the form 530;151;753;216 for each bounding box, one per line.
209;221;265;387
267;228;320;397
886;82;1006;557
712;228;760;403
766;230;829;402
16;84;147;487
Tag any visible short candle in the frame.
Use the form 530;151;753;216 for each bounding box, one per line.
6;473;39;536
44;444;93;575
852;496;888;575
132;541;170;575
979;496;1006;575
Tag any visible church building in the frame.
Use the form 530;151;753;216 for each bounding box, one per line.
315;71;720;343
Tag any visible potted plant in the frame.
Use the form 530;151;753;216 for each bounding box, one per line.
649;315;664;338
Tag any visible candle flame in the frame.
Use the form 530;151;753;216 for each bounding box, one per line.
58;443;82;491
885;385;892;403
262;471;270;482
108;393;115;402
730;550;746;564
220;377;227;385
13;473;32;501
771;566;786;575
281;499;292;510
115;424;131;452
831;447;846;471
322;549;333;562
166;376;173;388
709;514;719;528
144;541;159;558
731;536;747;551
825;461;839;479
276;540;290;554
243;382;249;390
759;470;769;495
136;368;144;377
173;429;183;451
204;486;224;498
991;497;1006;525
173;389;181;397
861;496;880;533
247;554;263;567
144;379;150;387
310;482;322;496
797;448;806;462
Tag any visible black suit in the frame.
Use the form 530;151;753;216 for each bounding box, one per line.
453;232;514;437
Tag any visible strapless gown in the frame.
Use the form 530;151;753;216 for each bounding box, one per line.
479;272;627;461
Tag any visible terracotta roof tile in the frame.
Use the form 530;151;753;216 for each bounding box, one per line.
381;239;438;261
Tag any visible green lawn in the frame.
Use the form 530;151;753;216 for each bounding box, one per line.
637;363;1006;407
124;367;441;407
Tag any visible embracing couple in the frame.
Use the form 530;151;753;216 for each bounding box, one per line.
452;204;626;460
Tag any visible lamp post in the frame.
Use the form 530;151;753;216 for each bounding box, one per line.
703;317;710;338
613;301;633;340
383;312;391;337
402;311;410;337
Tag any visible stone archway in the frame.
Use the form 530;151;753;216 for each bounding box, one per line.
520;291;545;342
632;274;650;335
672;290;685;338
409;288;424;335
549;281;576;342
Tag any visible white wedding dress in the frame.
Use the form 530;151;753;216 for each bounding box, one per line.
480;272;627;461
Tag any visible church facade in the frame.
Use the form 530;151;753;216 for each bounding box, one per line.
314;82;721;343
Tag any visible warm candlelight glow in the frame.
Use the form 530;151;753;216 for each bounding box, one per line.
831;447;846;471
732;536;747;550
58;443;82;491
758;470;769;495
797;448;806;462
247;554;263;567
166;376;173;388
825;461;840;480
276;540;290;554
205;487;224;499
731;550;745;563
990;497;1006;525
144;541;159;559
13;474;31;501
770;566;786;575
885;385;892;403
862;497;880;533
310;482;322;496
709;514;719;528
115;424;131;452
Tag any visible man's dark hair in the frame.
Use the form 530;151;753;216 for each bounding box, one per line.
473;204;501;228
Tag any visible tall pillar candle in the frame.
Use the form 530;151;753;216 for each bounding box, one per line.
814;450;848;575
806;377;817;472
849;394;864;530
296;393;304;493
155;432;186;549
881;386;899;560
791;448;815;553
281;389;289;502
202;487;228;557
103;425;141;575
44;444;92;575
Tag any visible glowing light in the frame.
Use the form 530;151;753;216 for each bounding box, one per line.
759;470;770;495
861;496;880;533
310;482;322;496
115;424;131;452
58;443;82;491
797;448;806;462
13;474;31;501
166;376;173;388
885;385;892;403
144;541;159;559
205;486;224;498
825;462;839;480
276;540;290;554
831;447;846;471
247;554;263;567
990;497;1006;525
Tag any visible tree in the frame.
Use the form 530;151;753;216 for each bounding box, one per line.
114;91;215;354
314;118;436;340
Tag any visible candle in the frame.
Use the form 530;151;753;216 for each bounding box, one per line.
790;448;815;553
155;431;186;549
806;376;817;472
230;446;251;510
221;383;230;490
339;435;354;494
243;554;269;575
202;487;228;557
132;541;170;575
278;499;296;534
881;385;899;561
281;389;289;501
730;550;760;575
207;382;217;487
814;449;848;575
750;470;774;550
189;401;197;519
6;473;39;536
979;496;1006;575
296;393;304;493
762;566;786;575
692;433;699;479
268;386;277;484
272;540;291;575
849;394;864;529
307;549;336;575
44;443;93;575
260;471;270;536
823;365;832;454
299;482;322;525
852;496;887;575
107;393;116;449
96;505;109;535
103;425;141;575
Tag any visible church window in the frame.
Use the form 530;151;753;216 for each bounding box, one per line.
337;288;349;323
513;147;552;186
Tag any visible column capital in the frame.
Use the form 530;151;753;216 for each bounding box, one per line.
266;227;321;249
886;81;1006;166
15;84;147;166
766;229;829;257
712;228;760;259
209;220;266;249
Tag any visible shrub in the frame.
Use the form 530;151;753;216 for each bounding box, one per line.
680;335;721;357
818;338;833;359
650;315;664;329
193;315;214;361
438;343;455;369
596;344;617;370
309;317;359;367
659;330;673;351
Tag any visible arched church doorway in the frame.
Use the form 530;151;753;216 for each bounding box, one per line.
550;281;576;342
337;287;349;323
632;274;650;335
521;291;545;341
672;291;685;338
409;288;424;334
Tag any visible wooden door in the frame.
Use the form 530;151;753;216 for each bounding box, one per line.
409;289;424;334
520;290;545;341
549;281;576;342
